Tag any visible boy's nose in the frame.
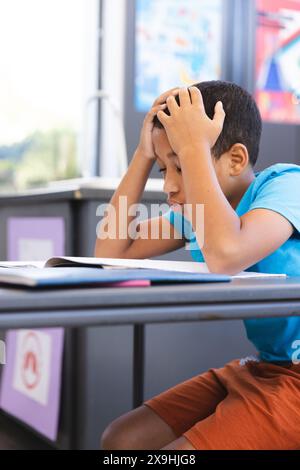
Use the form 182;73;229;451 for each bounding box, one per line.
163;176;180;195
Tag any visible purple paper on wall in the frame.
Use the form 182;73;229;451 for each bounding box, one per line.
0;329;65;441
7;217;65;261
3;216;66;441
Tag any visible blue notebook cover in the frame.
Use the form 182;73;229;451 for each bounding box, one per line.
0;267;230;288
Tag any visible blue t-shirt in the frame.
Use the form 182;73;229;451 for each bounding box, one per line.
163;163;300;363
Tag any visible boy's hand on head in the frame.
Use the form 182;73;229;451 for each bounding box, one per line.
157;86;226;158
136;88;180;161
152;87;180;107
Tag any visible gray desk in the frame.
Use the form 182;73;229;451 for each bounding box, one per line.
1;277;300;329
1;276;300;449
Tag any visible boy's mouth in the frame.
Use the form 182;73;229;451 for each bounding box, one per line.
167;200;184;212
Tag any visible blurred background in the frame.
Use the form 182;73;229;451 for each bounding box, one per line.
0;0;299;192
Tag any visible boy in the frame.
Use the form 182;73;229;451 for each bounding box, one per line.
95;81;300;450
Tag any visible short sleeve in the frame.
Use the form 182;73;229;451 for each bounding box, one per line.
248;171;300;234
162;209;194;240
162;209;203;257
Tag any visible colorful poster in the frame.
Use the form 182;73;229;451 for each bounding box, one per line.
135;0;223;112
255;0;300;123
0;329;64;441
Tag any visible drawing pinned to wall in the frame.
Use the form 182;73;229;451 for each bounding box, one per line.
255;0;300;123
0;329;64;441
135;0;224;112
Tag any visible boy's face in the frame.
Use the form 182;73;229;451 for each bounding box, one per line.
152;127;232;209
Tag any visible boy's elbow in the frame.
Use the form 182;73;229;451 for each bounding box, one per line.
204;246;242;276
208;261;240;276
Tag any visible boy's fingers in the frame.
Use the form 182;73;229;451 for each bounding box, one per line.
178;87;191;107
166;95;179;113
153;88;180;106
213;101;226;129
151;103;167;114
189;86;204;109
157;110;170;126
145;104;167;123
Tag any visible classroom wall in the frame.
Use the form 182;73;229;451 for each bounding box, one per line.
122;0;300;174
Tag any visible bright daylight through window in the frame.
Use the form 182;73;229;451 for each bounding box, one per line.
0;0;95;191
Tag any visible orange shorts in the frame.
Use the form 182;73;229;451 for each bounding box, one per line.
144;357;300;450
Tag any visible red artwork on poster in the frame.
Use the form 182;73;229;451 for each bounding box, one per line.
255;0;300;123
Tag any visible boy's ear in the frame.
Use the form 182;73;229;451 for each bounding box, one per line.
228;143;250;176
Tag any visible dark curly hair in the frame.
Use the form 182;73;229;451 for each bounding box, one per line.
153;81;262;166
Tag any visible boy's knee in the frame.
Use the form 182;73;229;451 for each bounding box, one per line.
100;416;136;450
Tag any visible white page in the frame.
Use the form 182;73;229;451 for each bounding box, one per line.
45;257;286;279
0;261;45;269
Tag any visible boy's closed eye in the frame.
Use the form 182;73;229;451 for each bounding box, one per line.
158;166;182;176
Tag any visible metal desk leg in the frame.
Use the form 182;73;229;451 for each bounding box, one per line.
133;324;145;409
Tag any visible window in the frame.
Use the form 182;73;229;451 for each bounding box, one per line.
0;0;100;191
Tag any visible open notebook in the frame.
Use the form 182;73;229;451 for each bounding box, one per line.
46;256;286;279
0;267;231;288
0;256;286;288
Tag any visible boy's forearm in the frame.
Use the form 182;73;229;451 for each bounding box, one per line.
94;149;154;258
179;145;241;272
